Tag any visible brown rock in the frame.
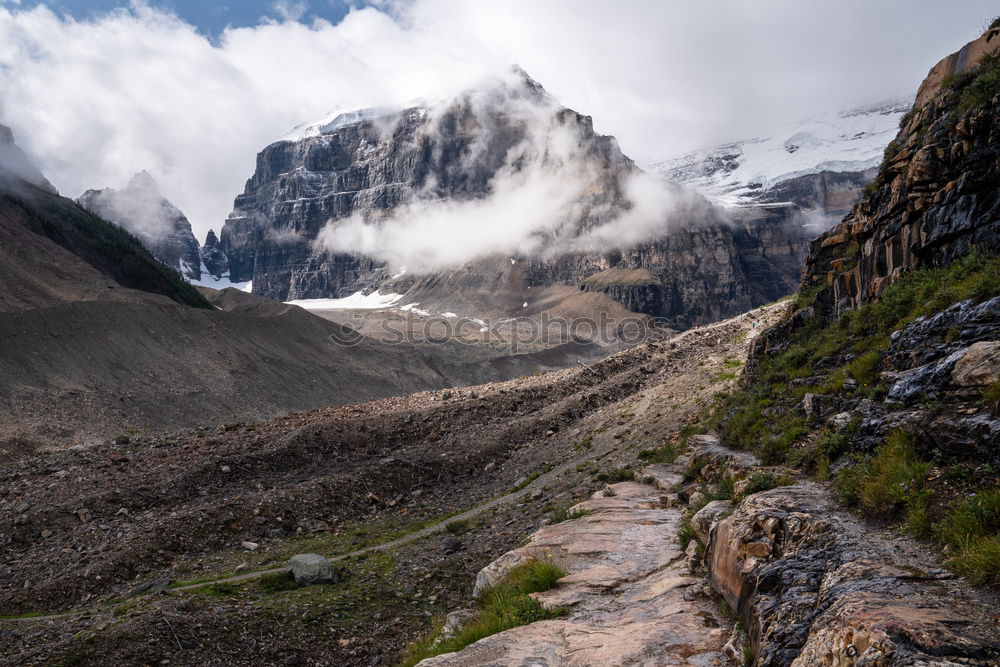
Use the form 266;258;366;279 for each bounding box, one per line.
950;341;1000;387
820;233;847;248
691;500;732;546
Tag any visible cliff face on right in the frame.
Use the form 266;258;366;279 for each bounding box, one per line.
703;27;1000;664
804;27;1000;313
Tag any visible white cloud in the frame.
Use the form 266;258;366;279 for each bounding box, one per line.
0;0;995;244
271;1;308;22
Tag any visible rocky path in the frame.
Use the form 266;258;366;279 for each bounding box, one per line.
420;468;731;667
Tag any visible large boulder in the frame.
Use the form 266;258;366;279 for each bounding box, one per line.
706;481;1000;665
951;341;1000;387
690;500;732;546
288;553;338;587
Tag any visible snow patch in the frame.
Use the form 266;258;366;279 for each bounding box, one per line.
188;264;252;292
286;290;404;310
400;302;431;316
281;103;428;143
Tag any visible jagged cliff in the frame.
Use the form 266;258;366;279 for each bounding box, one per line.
803;27;1000;313
78;172;204;280
200;229;229;279
219;71;802;328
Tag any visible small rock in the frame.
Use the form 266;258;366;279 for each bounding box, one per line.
687;491;708;510
685;541;702;573
530;488;544;500
289;553;338;586
241;541;259;551
75;508;92;523
827;411;853;431
40;529;53;538
442;608;476;638
442;537;462;554
220;465;231;474
266;528;287;540
742;538;773;558
691;500;732;544
484;461;496;473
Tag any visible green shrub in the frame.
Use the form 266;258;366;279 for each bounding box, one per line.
547;504;591;525
984;380;1000;413
739;471;791;499
445;519;470;535
836;432;930;521
401;559;566;666
257;570;299;593
947;536;1000;586
949;53;1000;116
595;469;635;483
678;513;696;550
638;442;681;464
846;350;882;386
939;487;1000;546
200;582;239;597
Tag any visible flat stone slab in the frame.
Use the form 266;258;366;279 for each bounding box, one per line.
424;480;729;666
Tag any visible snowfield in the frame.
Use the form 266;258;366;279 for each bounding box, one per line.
286;290;405;310
645;99;911;205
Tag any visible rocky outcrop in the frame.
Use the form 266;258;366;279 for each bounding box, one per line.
0;123;56;195
419;475;731;666
803;28;1000;314
219;71;802;328
0;128;210;311
78;172;203;280
682;438;1000;666
200;229;229;279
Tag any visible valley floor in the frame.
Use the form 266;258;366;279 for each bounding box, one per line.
0;303;785;665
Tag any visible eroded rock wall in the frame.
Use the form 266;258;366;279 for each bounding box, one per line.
804;29;1000;315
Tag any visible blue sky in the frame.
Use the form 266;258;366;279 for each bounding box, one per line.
7;1;359;35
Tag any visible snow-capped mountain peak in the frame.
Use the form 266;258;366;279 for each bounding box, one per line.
645;99;912;206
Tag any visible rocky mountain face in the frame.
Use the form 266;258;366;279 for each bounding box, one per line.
0;126;210;311
78;172;204;280
0;123;57;195
803;28;1000;314
220;71;804;329
200;229;230;279
646;101;910;299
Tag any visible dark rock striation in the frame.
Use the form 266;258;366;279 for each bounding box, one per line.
803;28;1000;314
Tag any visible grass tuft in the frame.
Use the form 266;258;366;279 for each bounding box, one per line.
400;560;566;666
